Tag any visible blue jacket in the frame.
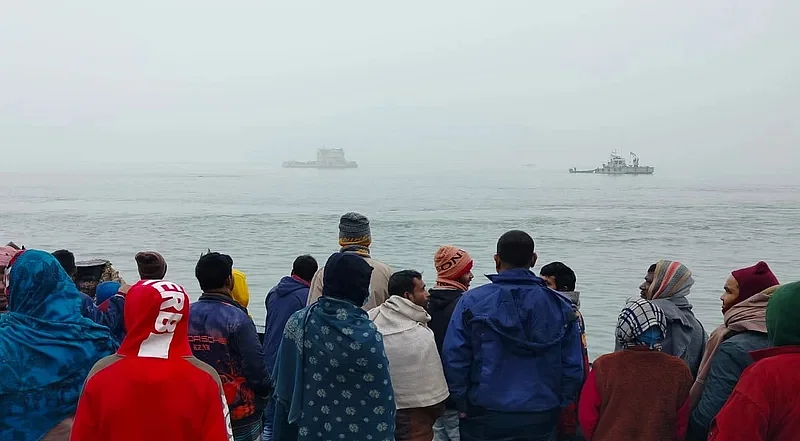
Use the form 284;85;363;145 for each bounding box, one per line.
80;293;126;342
188;292;271;427
263;276;310;373
442;269;584;414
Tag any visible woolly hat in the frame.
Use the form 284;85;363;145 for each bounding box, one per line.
339;212;372;247
434;246;474;281
766;281;800;347
732;261;779;304
95;281;121;305
135;251;168;280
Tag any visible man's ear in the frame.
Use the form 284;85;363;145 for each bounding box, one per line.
494;254;501;272
530;252;538;269
227;275;234;290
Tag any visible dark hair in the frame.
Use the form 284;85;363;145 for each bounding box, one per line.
497;230;535;268
195;252;234;292
52;249;76;276
292;255;319;283
540;262;576;292
388;270;423;297
648;263;657;273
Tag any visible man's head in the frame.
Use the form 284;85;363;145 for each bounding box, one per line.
195;252;234;295
135;251;167;280
540;262;576;292
639;263;657;298
0;246;18;310
322;252;373;306
339;212;372;249
494;230;536;272
388;270;428;308
434;246;474;289
292;255;319;284
52;249;77;278
723;261;780;313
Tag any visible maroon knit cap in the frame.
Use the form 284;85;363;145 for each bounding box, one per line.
731;261;779;303
135;251;167;280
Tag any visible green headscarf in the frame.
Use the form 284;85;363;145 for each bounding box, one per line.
766;281;800;346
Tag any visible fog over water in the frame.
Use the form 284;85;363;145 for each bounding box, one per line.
2;2;800;358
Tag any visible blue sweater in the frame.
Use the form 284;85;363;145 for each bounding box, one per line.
443;269;584;414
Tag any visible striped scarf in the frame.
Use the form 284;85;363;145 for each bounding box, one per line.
617;298;668;350
646;260;694;300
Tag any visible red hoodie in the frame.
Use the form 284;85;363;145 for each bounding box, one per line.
71;280;234;441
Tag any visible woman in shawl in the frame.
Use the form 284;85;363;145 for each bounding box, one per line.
687;261;779;440
0;250;117;441
579;298;693;441
271;252;396;441
620;260;708;377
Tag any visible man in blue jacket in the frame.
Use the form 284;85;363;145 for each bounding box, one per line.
443;230;585;441
189;251;271;441
261;254;318;441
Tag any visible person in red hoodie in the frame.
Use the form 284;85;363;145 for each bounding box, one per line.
709;281;800;441
70;279;234;441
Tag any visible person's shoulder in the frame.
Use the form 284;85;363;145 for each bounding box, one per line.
366;257;392;275
84;354;124;385
183;355;226;387
591;351;622;367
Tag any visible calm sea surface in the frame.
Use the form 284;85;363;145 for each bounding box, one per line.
3;165;799;359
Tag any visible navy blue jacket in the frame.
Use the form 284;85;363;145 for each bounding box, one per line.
80;293;126;342
688;331;770;440
263;276;310;374
442;269;584;414
188;292;271;427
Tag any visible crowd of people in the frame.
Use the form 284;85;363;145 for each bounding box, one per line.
0;211;799;441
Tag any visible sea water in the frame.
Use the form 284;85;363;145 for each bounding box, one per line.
3;165;799;359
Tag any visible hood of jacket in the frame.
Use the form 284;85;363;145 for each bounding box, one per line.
273;275;310;298
118;280;192;359
478;269;575;354
427;287;464;313
368;296;431;336
558;291;581;309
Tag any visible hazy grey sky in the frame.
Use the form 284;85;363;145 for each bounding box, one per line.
2;1;799;172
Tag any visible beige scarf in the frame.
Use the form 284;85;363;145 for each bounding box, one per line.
689;285;778;407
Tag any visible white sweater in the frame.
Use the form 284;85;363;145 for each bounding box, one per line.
368;296;450;410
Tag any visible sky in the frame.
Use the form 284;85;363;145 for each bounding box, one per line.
2;1;799;173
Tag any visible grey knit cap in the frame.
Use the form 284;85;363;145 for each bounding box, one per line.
338;212;372;245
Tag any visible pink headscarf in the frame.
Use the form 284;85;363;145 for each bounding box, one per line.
0;246;17;268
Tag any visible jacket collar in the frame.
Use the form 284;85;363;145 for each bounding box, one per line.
198;292;249;315
750;345;800;362
486;268;547;285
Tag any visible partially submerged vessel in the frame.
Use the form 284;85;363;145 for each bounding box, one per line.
283;148;358;169
570;151;654;175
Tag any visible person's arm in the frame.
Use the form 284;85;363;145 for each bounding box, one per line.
233;317;272;397
560;314;585;404
578;370;601;441
69;380;97;441
689;344;749;435
676;397;691;441
441;297;471;414
708;367;769;441
203;377;235;441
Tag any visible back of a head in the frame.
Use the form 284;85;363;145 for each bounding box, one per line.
497;230;535;268
195;252;233;292
540;262;576;292
766;281;800;347
292;255;319;283
7;250;78;320
52;249;76;277
135;251;168;280
388;270;422;297
322;252;373;305
118;279;192;359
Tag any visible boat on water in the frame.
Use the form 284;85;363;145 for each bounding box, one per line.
283;148;358;169
569;151;654;175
